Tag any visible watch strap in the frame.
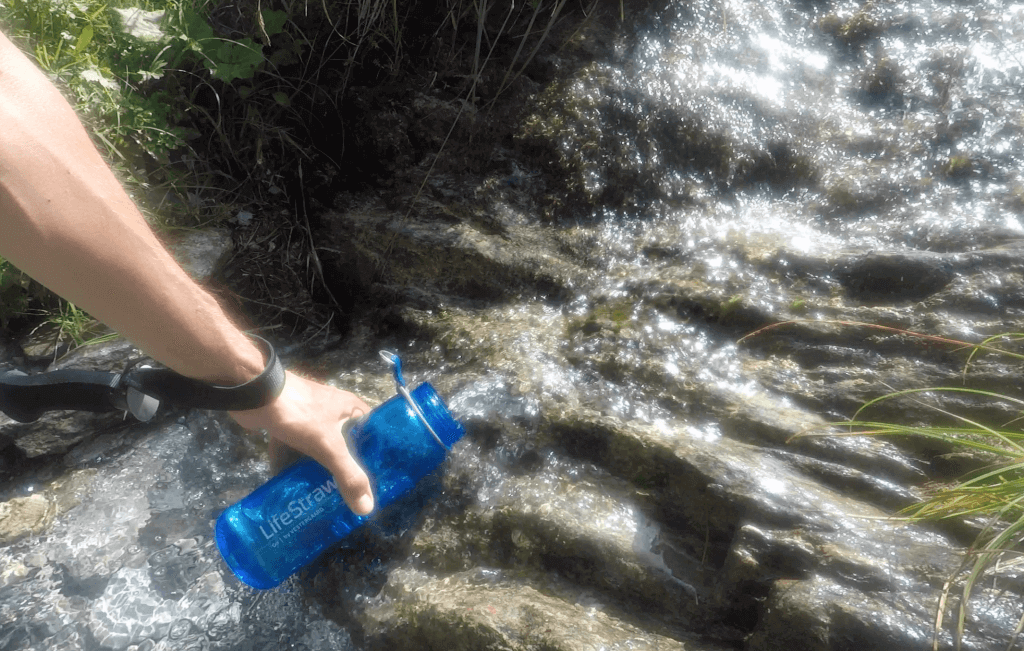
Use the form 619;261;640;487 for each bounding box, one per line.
122;334;286;412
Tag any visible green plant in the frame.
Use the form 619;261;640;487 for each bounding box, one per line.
776;327;1024;649
44;299;118;347
945;154;974;179
827;390;1024;649
168;3;285;82
2;0;182;157
719;294;743;319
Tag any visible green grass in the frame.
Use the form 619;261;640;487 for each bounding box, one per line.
45;300;121;348
780;328;1024;649
2;0;188;171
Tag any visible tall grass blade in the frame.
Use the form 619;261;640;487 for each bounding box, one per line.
764;324;1024;647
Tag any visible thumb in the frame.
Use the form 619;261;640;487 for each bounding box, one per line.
321;441;375;516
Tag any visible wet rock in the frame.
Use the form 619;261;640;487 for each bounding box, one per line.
328;185;1024;645
938;108;986;144
819;178;902;217
409;93;477;152
17;325;74;365
698;380;926;486
734;142;817;192
46;337;143;373
0;411;128;459
819;8;885;51
415;470;708;629
15;319;120;366
834;251;955;302
322;198;580;303
942;154;978;181
0;469;96;546
365;568;728;651
0;494;55;544
163;228;233;282
746;572;1017;651
534;406;1020;647
859;55;904;107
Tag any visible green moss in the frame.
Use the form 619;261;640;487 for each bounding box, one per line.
1006;183;1024;213
861;57;902;105
820;6;883;50
734;145;817;191
825;185;858;212
632;469;669;490
944;155;973;179
719;294;743;319
821;182;893;217
567;299;635;337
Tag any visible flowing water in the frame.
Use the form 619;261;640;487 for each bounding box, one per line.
4;0;1024;649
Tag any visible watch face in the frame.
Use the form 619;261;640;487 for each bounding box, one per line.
127;387;160;421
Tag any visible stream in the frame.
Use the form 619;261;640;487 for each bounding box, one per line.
4;0;1024;649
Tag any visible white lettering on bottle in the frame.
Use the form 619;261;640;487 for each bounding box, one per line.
260;477;339;541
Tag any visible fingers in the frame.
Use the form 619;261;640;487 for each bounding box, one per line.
320;397;375;515
320;441;375;516
229;372;377;516
269;429;375;516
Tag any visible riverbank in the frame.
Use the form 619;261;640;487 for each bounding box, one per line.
0;0;618;340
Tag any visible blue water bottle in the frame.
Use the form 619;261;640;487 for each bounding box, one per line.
214;352;465;589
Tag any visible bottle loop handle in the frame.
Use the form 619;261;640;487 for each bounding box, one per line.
378;350;450;451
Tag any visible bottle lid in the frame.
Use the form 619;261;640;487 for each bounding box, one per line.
379;351;464;451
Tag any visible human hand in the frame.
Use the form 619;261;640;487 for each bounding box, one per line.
228;371;375;515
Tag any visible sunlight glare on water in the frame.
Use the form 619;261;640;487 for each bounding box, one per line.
9;0;1024;648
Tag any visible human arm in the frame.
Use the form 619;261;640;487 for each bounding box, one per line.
0;31;374;514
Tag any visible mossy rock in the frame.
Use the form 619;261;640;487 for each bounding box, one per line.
566;298;635;337
819;6;884;51
860;57;903;107
519;65;733;211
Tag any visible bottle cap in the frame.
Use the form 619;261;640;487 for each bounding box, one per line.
379;350;463;451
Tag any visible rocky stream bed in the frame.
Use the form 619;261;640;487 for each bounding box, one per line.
4;0;1024;649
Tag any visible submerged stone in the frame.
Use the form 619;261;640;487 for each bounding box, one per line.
0;494;54;544
835;251;955;302
364;569;730;651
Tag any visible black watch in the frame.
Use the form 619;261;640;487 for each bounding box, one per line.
121;334;287;412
